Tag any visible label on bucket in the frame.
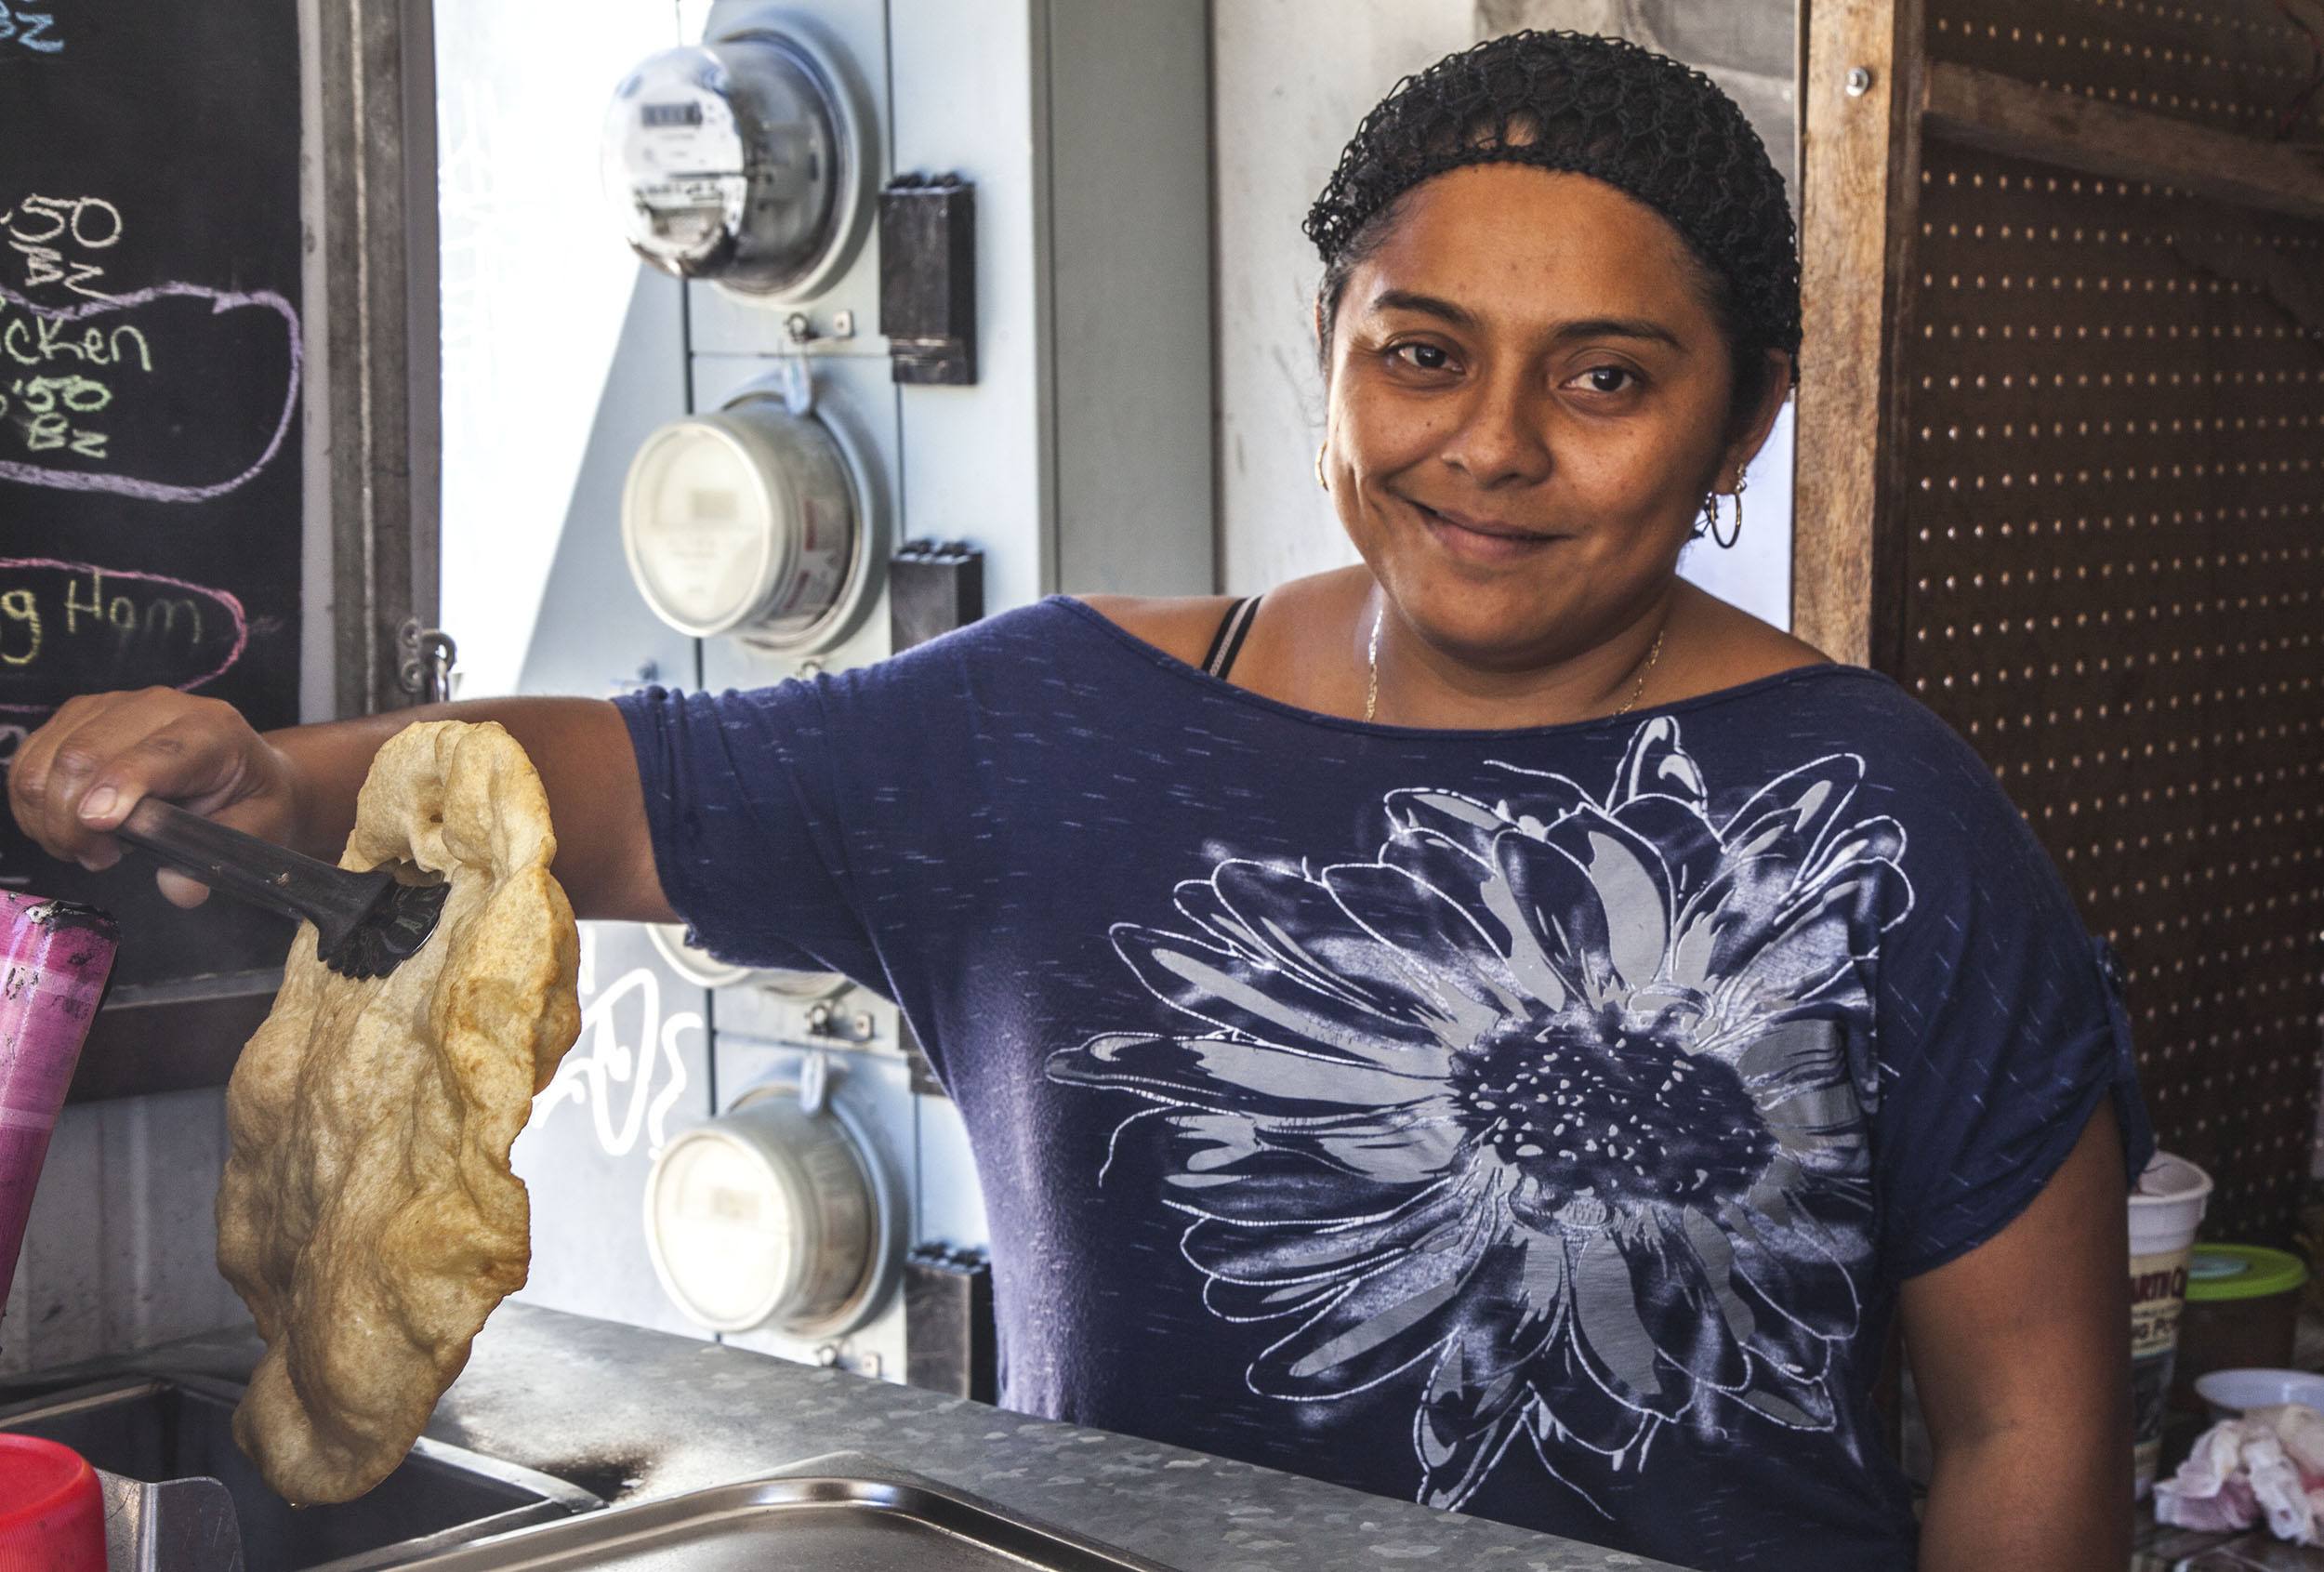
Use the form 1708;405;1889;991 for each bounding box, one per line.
2130;1244;2194;1492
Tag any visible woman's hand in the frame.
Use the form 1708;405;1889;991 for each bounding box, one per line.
1903;1102;2133;1571
9;688;307;907
8;690;677;923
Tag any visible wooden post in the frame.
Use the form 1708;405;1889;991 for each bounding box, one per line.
1793;0;1925;667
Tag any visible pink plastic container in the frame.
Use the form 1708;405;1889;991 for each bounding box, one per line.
0;892;118;1321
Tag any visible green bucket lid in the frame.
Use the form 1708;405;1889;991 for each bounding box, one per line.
2186;1245;2309;1302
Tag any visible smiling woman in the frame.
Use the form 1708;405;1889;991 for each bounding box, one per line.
8;25;2150;1572
1317;165;1787;706
1115;33;1826;733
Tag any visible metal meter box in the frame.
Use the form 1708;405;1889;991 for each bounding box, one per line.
461;0;1212;1386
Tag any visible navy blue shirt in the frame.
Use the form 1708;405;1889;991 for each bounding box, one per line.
614;597;2151;1571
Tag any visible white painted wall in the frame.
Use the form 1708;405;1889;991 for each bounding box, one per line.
434;0;683;698
1211;0;1476;596
1210;0;1799;630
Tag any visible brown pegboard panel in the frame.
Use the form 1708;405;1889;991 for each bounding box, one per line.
1929;0;2324;142
1892;139;2324;1241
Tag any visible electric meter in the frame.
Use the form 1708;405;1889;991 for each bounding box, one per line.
601;27;869;299
619;391;877;650
643;1070;898;1336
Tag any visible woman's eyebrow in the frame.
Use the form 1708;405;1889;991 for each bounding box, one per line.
1551;316;1684;350
1368;288;1479;328
1367;290;1684;350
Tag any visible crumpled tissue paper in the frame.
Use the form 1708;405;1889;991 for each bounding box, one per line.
2155;1403;2324;1543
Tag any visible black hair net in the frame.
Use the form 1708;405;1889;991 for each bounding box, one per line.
1306;30;1801;361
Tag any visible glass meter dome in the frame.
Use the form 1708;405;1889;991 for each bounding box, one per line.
601;27;870;299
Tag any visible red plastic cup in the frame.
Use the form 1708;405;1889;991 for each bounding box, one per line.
0;1434;106;1572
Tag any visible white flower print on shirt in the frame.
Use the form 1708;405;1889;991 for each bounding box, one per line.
1045;716;1915;1514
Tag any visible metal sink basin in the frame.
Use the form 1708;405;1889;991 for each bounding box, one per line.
389;1463;1176;1570
0;1374;599;1571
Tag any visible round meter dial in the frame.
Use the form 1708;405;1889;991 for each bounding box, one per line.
601;31;865;297
620;400;861;645
642;1083;897;1336
645;1129;802;1329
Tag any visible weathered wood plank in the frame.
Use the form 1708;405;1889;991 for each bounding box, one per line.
1921;60;2324;223
1793;0;1924;667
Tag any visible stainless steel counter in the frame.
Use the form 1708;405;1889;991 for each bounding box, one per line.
73;1304;1686;1572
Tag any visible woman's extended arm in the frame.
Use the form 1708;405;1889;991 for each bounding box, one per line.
7;688;676;923
1903;1101;2132;1570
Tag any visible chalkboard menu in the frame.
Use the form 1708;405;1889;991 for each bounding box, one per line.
1;1;305;985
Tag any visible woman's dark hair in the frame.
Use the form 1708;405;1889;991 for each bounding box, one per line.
1308;30;1801;435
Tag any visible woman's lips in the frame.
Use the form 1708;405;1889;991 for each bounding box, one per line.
1410;499;1565;563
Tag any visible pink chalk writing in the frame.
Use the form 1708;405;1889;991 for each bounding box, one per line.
0;558;249;714
0;281;301;501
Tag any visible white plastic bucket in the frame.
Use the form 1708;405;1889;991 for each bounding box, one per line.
2129;1153;2213;1497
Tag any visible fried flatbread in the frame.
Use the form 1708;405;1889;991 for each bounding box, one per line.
217;720;581;1503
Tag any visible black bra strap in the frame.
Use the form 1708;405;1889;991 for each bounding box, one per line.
1202;595;1262;680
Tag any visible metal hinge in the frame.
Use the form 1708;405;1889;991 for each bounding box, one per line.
395;619;459;705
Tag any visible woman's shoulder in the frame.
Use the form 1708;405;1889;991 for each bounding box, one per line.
1643;591;2005;818
841;596;1248;704
1071;593;1243;668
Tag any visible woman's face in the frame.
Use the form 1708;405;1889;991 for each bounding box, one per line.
1321;165;1778;670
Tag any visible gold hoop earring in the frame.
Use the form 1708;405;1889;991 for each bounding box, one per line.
1314;443;1329;491
1711;476;1743;548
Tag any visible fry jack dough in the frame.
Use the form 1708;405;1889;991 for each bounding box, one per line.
216;720;581;1504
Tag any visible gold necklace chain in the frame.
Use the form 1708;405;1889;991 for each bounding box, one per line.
1363;609;1664;724
1366;609;1384;722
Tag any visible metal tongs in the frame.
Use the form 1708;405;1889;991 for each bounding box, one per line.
113;798;448;979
